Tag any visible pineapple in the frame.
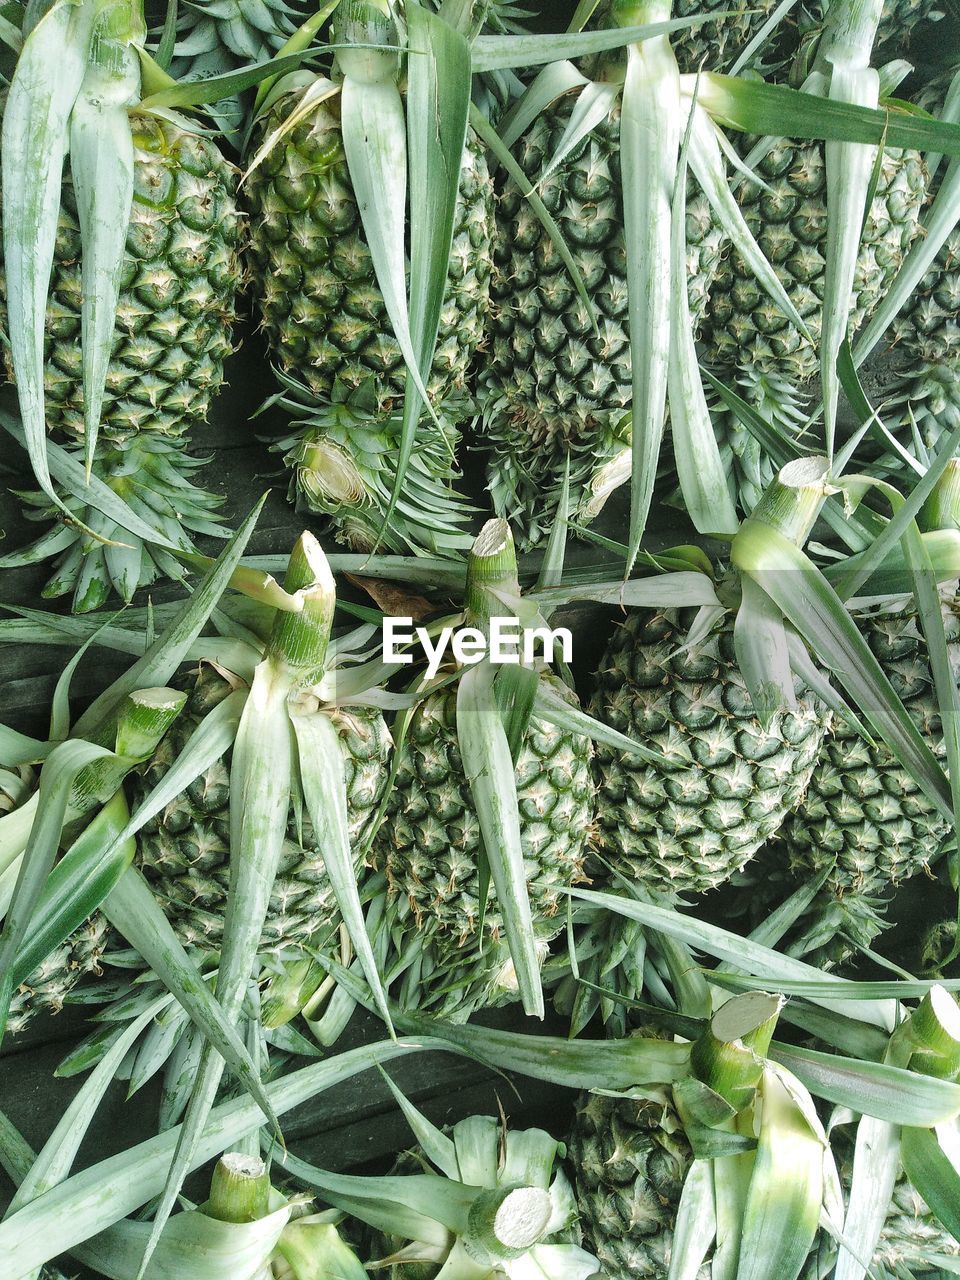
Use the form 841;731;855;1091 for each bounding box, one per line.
373;672;594;1018
588;602;826;896
703;136;928;508
0;110;245;611
243;1;494;548
245;100;493;410
781;592;960;944
567;1089;708;1279
483;88;724;547
568;1091;960;1280
132;663;390;960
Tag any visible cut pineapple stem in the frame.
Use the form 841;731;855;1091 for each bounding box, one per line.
465;1185;553;1260
920;458;960;533
690;992;783;1109
266;532;337;678
112;688;188;761
70;689;187;813
464;518;521;629
204;1153;272;1225
748;457;833;546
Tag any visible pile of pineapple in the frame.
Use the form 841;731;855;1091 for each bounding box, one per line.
0;0;959;1278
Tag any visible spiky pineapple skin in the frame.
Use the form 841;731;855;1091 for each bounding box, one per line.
783;600;960;899
483;94;724;547
589;607;826;895
245;91;494;409
568;1089;707;1280
704;140;927;384
0;112;243;442
374;676;594;1011
133;666;390;954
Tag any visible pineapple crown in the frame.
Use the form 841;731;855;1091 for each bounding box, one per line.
262;373;476;556
278;1077;600;1280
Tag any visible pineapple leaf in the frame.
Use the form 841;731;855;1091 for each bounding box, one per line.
0;736;112;1040
531;570;721;611
621;25;680;572
76;1197;292;1280
378;4;471;554
736;1066;824;1280
274;1150;471;1242
8;790;136;996
132;655;293;1277
693;73;960;155
72;494;267;739
563;887;897;1029
669;1158;717;1280
900;1125;960;1246
290;708;394;1034
471;17;718;72
377;1068;459;1178
322;964;693;1087
139;46;319;108
0;0;101;527
668;103;739;538
337;58;442;434
456;659;544;1018
496;59;588;152
5;991;172;1216
820;66;882;459
733;575;795;729
68;26;139;480
101;867;281;1140
834;1115;902;1280
769;1044;960;1127
532;679;669;768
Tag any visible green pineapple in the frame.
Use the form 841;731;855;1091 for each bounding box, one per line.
703;138;928;508
133;663;391;960
373;673;594;1017
243;2;494;548
0;110;245;611
781;593;960;940
567;1089;709;1280
246;95;493;410
483;88;724;546
588;602;826;896
569;1090;960;1280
